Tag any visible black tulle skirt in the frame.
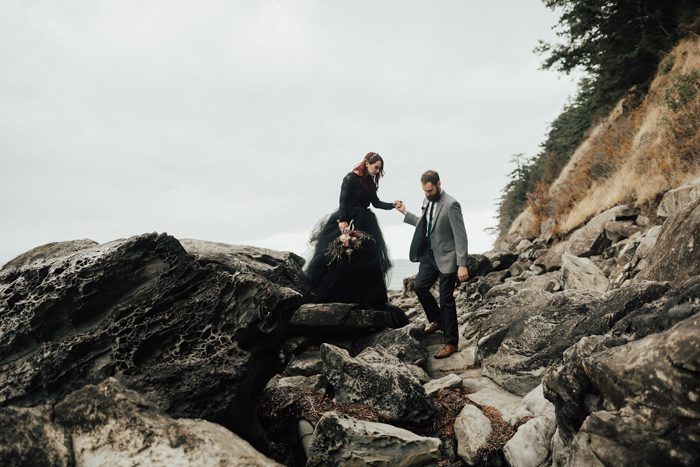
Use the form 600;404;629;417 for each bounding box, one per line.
304;207;392;309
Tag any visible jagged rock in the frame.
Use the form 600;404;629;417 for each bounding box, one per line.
265;374;327;393
423;374;463;396
638;198;700;283
465;254;493;278
288;303;394;336
306;411;440;467
544;312;700;466
509;261;529;278
285;350;323;377
320;344;435;424
488;251;519;272
604;220;641;242
353;325;427;365
0;233;303;447
476;282;668;396
454;404;492;465
515;239;533;254
534;241;567;271
561;253;609;293
656;177;700;217
0;405;71;466
1;239;99;271
503;416;557;467
1;378;280;467
567;205;636;257
521;384;555;421
540;218;557;243
634;225;662;260
179;238;306;294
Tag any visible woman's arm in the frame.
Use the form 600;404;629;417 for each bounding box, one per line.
337;173;354;225
371;190;395;210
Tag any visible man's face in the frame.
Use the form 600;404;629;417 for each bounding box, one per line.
423;181;441;201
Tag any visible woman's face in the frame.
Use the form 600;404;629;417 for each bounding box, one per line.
366;160;383;176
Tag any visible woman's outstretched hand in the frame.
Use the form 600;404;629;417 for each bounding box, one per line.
394;200;406;214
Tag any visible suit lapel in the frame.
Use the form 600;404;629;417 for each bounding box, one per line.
432;192;446;225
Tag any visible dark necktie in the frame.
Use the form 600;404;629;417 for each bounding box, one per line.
427;202;434;249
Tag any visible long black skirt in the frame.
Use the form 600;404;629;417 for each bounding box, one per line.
304;208;392;309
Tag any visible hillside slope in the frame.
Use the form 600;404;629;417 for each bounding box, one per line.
507;36;700;241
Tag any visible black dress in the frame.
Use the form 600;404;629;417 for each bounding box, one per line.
304;172;394;308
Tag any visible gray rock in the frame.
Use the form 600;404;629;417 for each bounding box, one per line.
454;404;492;465
515;239;533;254
285;350;323;377
638;198;700;283
567;205;636;257
540;218;557;243
266;374;327;393
320;344;435;424
634;215;650;227
488;252;519;272
353;325;427;365
549;312;700;466
1;239;99;271
534;241;568;271
503;416;557;467
475;282;668;396
289;303;394;336
604;220;641;242
0;233;303;447
0;405;71;467
466;254;493;278
521;384;555;421
423;374;463;396
1;378;280;467
656;177;700;217
466;384;530;425
307;411;441;467
634;225;662;260
179;238;306;294
561;253;609;293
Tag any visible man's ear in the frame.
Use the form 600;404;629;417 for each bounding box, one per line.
437;181;442;189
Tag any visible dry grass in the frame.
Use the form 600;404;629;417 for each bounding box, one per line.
512;37;700;238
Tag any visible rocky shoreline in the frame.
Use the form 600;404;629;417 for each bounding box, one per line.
1;178;699;466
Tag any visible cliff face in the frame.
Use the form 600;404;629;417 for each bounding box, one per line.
507;36;700;242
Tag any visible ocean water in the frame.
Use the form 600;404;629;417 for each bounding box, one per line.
389;258;419;291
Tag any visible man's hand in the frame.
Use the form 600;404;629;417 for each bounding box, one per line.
457;266;469;283
394;200;406;214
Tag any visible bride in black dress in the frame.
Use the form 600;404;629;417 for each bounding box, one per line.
304;152;408;325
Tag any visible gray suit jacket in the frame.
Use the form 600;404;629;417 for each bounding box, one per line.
404;191;468;274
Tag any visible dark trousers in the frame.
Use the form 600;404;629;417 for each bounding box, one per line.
413;249;459;345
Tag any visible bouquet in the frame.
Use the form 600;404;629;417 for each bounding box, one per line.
326;221;373;264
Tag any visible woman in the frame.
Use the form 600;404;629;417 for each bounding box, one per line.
304;152;407;325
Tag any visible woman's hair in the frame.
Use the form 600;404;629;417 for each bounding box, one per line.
353;152;385;189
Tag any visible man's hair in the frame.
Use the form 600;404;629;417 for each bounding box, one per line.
421;170;440;185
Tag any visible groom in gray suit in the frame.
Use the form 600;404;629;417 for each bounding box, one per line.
396;170;469;359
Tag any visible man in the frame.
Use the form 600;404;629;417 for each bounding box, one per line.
396;170;469;359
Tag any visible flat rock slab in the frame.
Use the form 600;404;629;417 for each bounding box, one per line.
423;374;463;396
289;303;394;336
425;345;477;378
466;380;531;425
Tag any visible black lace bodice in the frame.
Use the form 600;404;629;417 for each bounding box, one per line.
337;172;394;223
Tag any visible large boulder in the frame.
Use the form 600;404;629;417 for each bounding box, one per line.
561;253;609;293
0;378;280;467
179;238;306;294
320;344;435;425
0;234;303;446
352;325;427;365
454;404;492;466
637;198;700;283
475;281;669;395
306;411;440;467
656;177;700;218
543;311;700;466
567;205;637;257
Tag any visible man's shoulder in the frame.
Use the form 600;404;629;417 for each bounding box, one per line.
441;191;458;206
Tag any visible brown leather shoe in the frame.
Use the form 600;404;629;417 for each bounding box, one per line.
424;321;441;335
433;344;458;359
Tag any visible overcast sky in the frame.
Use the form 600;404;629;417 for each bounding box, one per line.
0;0;580;266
